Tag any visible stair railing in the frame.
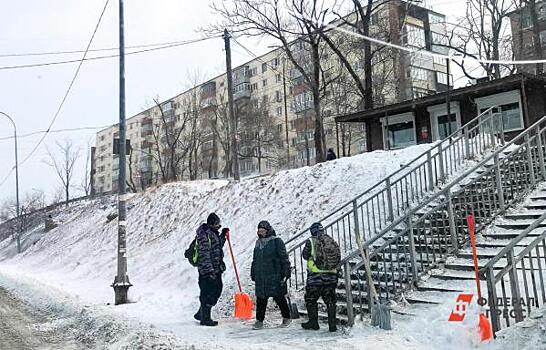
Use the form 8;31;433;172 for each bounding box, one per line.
480;211;546;335
287;107;503;292
340;115;546;325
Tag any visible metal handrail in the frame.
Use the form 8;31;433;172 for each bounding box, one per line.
284;106;497;246
342;114;546;266
481;211;546;275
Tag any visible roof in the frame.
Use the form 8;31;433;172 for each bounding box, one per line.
336;73;546;123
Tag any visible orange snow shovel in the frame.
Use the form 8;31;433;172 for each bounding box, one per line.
467;215;493;342
225;230;254;320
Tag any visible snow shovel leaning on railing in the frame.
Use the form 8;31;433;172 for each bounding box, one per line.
225;230;254;320
356;234;392;330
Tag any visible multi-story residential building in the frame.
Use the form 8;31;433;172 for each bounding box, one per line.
509;1;546;73
92;1;449;194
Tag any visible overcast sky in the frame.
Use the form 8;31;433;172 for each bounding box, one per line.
0;0;465;205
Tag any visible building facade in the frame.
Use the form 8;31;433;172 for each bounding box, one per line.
92;1;449;194
509;1;546;73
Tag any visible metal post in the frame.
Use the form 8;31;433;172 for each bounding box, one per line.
426;150;434;190
536;125;546;180
0;112;20;253
344;260;355;326
407;218;419;284
494;154;506;213
486;267;501;335
224;29;240;180
385;177;394;222
464;126;472;159
506;249;524;323
525;134;536;186
446;191;458;253
438;142;445;183
112;0;132;305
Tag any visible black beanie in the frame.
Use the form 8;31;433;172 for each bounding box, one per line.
207;213;221;226
257;220;271;231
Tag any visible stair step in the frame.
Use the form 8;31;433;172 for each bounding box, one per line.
429;270;476;281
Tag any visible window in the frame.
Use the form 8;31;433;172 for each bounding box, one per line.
277;124;283;133
429;13;445;25
262;63;268;73
436;72;449;85
100;135;105;141
276;74;282;83
251;83;258;92
405;24;425;48
411;67;428;81
433;55;446;65
272;58;279;68
262;79;268;87
431;32;447;46
289;120;295;130
262;95;269;103
541;30;546;45
250;67;258;77
476;90;524;132
382;113;416;149
277;106;283;116
276;91;282;102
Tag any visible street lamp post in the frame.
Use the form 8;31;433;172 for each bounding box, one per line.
0;111;21;253
112;0;132;305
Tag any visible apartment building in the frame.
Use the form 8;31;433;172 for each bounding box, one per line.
509;1;546;73
92;1;449;194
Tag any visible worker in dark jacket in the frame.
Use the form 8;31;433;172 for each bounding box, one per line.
194;212;228;326
301;222;340;332
250;220;291;329
326;148;337;161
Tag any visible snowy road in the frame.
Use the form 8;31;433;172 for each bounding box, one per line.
0;287;76;350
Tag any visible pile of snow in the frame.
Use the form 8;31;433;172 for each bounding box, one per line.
1;143;523;349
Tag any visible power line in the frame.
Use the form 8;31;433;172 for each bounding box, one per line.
0;38;216;58
325;22;546;65
0;36;220;71
0;125;112;141
17;0;111;169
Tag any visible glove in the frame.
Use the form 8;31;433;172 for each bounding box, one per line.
221;227;230;240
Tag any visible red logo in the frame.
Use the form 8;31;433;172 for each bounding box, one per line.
448;294;474;322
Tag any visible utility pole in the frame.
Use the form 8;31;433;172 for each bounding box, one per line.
0;112;20;253
282;58;290;168
112;0;132;305
224;29;240;181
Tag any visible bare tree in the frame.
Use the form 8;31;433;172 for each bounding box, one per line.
44;139;80;206
238;98;284;172
149;98;192;183
448;0;515;79
80;139;92;196
211;0;340;163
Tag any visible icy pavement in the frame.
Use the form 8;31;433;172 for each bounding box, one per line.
0;287;78;350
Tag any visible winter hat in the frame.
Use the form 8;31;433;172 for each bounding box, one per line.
207;212;221;226
310;222;324;236
257;220;271;231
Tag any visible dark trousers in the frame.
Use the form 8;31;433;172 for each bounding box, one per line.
198;275;223;307
304;283;337;307
256;295;290;321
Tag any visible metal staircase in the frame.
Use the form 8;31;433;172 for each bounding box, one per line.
286;108;546;328
336;115;546;327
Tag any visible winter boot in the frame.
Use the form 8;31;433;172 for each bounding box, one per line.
200;305;218;326
301;304;320;330
252;320;264;329
193;307;201;321
327;304;337;332
279;318;292;328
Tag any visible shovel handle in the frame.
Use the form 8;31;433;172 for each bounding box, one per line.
467;214;482;300
226;232;243;293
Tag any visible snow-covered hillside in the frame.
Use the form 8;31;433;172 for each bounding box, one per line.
0;143;526;350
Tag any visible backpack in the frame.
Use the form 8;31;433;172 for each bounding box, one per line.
184;238;199;267
184;234;212;267
314;235;341;271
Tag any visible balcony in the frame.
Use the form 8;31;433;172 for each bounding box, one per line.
233;82;251;100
